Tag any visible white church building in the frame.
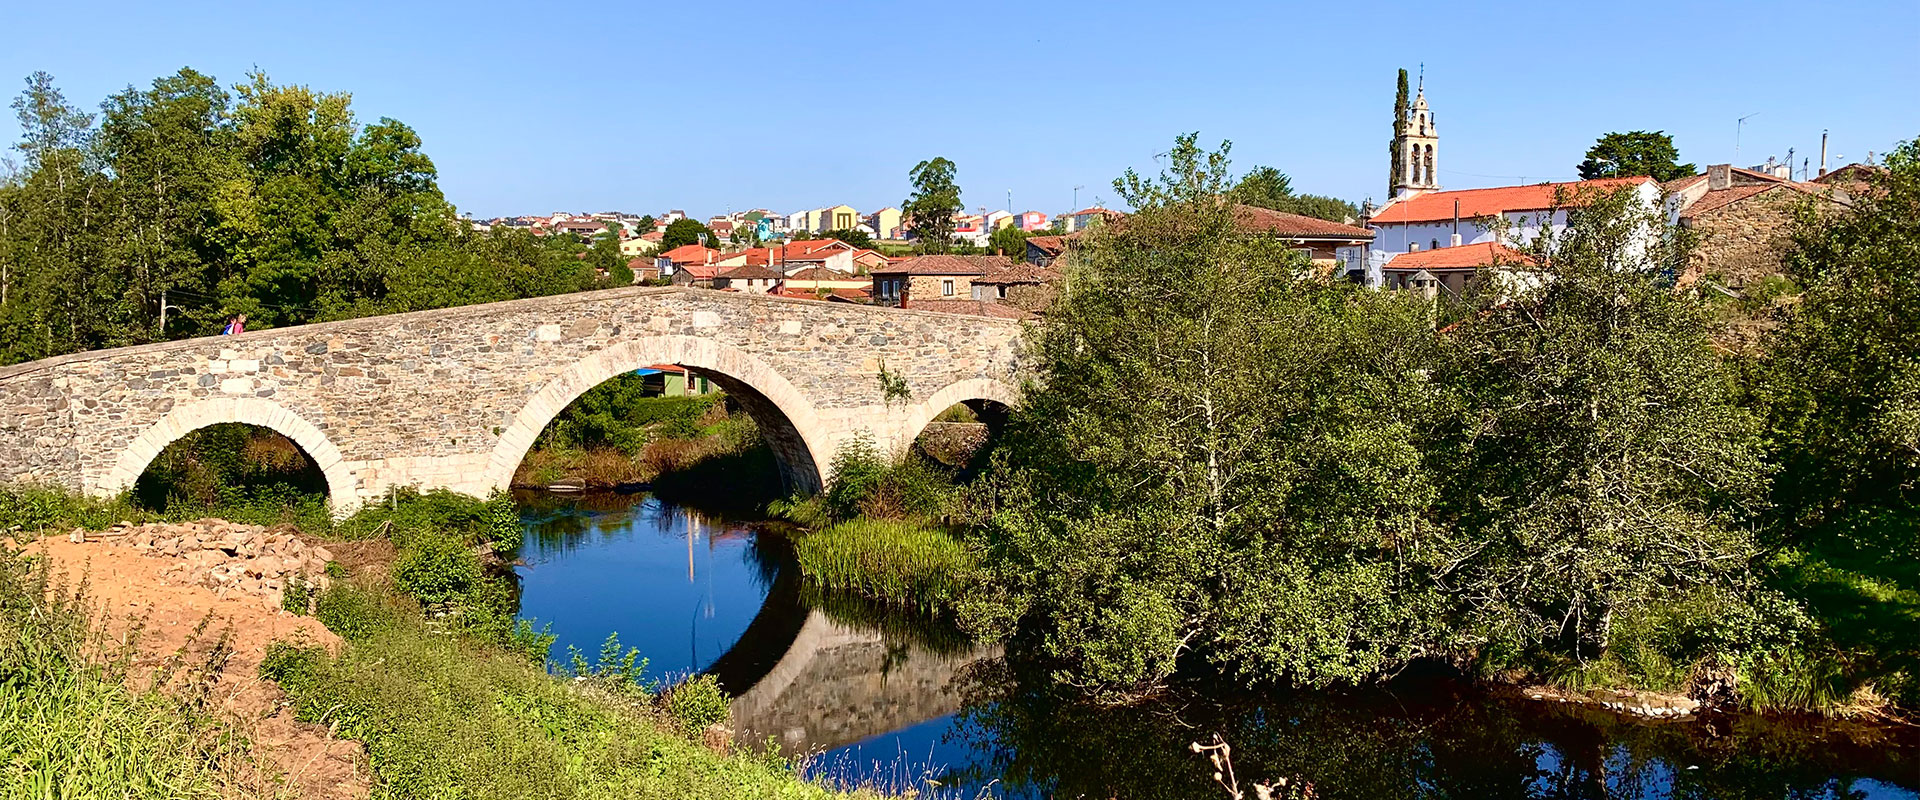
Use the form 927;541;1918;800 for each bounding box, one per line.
1357;79;1662;293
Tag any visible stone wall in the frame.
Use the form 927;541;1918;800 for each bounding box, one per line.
1685;188;1831;290
0;286;1023;513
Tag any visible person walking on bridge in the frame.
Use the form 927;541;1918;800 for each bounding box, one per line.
221;314;246;335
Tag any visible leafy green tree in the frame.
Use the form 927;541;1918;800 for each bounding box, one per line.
968;133;1444;691
988;224;1028;260
1229;165;1293;209
904;157;961;254
658;218;714;250
1577;131;1696;182
1759;138;1920;558
1230;165;1361;222
820;228;873;249
1428;184;1768;661
0;68;605;366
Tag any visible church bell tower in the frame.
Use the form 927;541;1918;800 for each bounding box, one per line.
1394;76;1438;197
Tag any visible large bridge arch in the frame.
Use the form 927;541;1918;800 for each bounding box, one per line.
482;335;835;494
98;397;358;513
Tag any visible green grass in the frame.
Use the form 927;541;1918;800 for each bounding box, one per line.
262;606;866;800
790;519;975;612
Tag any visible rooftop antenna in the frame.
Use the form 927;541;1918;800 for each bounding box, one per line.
1736;112;1761;164
1073;185;1085;210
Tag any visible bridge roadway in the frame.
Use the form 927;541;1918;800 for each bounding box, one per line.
0;286;1023;513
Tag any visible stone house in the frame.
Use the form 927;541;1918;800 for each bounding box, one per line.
713;264;782;294
870;255;1011;307
1665;164;1852;290
971;262;1063;316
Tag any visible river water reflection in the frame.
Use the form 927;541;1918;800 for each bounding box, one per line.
514;491;1919;799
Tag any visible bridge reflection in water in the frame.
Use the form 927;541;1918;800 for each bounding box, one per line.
515;491;993;764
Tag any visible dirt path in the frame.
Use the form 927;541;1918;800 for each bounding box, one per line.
32;529;374;800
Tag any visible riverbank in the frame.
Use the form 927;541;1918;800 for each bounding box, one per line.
1;490;886;799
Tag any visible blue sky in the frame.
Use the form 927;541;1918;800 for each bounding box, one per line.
4;1;1915;219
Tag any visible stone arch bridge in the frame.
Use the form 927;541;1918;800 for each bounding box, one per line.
0;287;1024;513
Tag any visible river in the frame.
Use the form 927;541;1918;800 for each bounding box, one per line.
513;490;1920;799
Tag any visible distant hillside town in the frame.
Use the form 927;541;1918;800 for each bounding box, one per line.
466;73;1872;322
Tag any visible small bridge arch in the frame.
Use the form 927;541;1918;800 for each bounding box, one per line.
99;397;357;511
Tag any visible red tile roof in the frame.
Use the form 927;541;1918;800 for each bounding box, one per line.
659;244;718;264
719;264;782;281
1680;182;1847;219
975;262;1064;285
1025;235;1068;257
871;254;1011;276
1231;205;1374;240
1381;241;1535;271
675;262;723;280
787;266;861;281
1368;177;1653;225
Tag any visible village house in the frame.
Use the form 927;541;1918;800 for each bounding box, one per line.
1059;207;1121;233
1024;235;1069;267
1231;205;1376;277
784;266;871;294
1665;164;1852;289
970;261;1063;315
658;244;721;285
1378;241;1536;295
625;257;661;283
713;263;782;294
870;254;1011;307
1015;210;1051;232
867;207;904;239
619;233;661;257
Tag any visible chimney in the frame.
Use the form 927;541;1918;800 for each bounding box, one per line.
1708;164;1732;191
1819;130;1829;177
1409;242;1421;252
1450;233;1463;247
1451;199;1460;246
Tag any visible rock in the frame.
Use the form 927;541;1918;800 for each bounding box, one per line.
68;529;85;544
312;546;334;564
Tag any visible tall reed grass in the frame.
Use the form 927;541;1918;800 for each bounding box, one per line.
790;519;976;612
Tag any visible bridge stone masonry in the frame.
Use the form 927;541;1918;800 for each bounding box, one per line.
0;287;1025;514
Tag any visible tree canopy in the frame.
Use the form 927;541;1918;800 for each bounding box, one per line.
658;218;715;250
966;133;1778;697
1577;130;1696;182
904;157;961;254
0;68;607;365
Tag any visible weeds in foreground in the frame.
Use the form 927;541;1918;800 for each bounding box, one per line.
0;537;276;799
262;606;857;799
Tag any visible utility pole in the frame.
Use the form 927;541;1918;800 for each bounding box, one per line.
158;290;184;337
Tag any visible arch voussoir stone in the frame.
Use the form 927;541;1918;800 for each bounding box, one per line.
98;397;360;515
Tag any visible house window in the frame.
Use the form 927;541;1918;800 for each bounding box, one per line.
996;286;1007;299
941;279;955;296
1431;239;1439;251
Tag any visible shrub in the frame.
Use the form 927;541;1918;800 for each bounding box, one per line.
314;581;402;641
391;532;482;606
281;575;315;615
663;674;731;737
